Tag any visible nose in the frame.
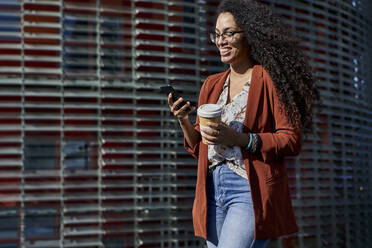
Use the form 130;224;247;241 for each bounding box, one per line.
216;35;227;47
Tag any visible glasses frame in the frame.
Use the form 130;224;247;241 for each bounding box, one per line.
210;30;244;43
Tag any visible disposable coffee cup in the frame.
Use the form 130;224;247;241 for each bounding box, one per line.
197;104;222;144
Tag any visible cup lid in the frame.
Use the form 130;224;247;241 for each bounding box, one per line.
197;104;222;118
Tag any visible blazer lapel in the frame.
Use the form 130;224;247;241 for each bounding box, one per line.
244;65;264;132
207;69;230;104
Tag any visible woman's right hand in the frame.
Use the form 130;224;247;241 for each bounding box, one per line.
168;93;195;121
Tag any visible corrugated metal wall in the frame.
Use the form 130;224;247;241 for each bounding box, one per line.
0;0;217;247
0;0;371;248
266;1;372;247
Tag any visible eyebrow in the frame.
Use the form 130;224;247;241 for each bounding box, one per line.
215;27;237;33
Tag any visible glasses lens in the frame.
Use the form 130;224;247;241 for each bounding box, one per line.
210;33;216;43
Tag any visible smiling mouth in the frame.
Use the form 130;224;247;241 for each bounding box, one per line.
220;48;231;56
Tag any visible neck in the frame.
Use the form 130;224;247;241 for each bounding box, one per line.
230;59;254;78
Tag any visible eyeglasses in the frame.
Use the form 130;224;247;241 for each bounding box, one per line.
209;31;244;43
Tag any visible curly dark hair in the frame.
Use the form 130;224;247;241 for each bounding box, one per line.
217;0;319;132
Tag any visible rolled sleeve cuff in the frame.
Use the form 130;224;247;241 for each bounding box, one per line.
184;125;201;159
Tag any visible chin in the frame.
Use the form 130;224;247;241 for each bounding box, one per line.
220;56;234;64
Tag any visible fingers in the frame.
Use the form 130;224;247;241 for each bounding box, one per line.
171;97;184;112
200;129;216;144
167;93;173;105
202;135;218;145
177;100;193;113
200;125;220;145
168;93;183;109
205;122;219;129
200;122;233;145
169;96;194;120
200;125;219;137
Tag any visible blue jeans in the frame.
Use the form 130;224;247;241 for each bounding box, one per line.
206;163;270;248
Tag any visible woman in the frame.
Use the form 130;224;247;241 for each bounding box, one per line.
168;0;319;247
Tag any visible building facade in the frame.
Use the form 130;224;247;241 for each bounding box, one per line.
0;0;371;248
266;1;372;247
0;0;219;247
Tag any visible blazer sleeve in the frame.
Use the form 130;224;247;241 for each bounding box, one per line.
257;73;302;163
183;78;210;158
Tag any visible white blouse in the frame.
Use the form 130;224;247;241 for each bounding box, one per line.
208;75;250;179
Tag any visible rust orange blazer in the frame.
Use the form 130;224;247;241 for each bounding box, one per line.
184;65;301;239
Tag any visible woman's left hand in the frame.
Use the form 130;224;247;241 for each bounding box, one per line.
200;122;238;147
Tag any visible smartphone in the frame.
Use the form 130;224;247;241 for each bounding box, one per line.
160;85;191;111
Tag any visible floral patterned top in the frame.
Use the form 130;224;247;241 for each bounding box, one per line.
208;75;250;179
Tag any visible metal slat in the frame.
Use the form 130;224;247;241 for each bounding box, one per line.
3;0;370;248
